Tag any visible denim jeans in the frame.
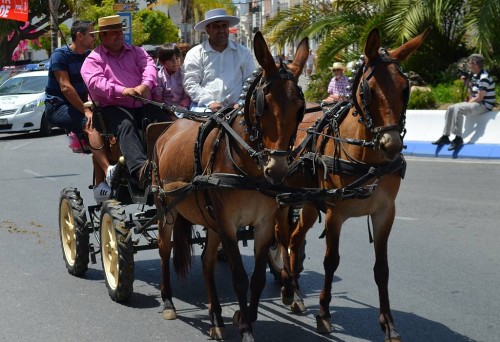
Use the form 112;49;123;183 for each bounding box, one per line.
45;95;86;135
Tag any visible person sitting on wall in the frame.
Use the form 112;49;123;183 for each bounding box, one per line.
432;53;496;151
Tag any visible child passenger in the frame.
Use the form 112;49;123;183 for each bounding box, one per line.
153;43;191;115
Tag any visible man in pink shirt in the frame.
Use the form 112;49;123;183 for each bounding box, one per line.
81;15;171;188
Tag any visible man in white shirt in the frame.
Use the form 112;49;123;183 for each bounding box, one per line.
182;8;255;112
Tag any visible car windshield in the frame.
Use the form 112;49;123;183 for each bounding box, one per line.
0;75;47;95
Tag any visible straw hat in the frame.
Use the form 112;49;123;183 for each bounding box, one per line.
91;15;128;34
194;9;240;32
328;62;346;71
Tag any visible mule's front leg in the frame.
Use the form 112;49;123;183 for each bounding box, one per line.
202;229;225;340
220;235;254;341
316;210;341;334
248;221;275;323
157;215;176;320
274;207;294;305
372;209;401;341
289;203;318;313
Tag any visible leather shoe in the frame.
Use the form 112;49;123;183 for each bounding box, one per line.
448;136;463;151
137;160;150;189
432;135;450;145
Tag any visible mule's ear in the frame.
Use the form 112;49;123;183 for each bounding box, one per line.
254;31;278;73
364;28;381;61
390;27;432;62
291;37;309;78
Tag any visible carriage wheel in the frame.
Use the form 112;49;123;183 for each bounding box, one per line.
59;188;89;277
99;200;134;302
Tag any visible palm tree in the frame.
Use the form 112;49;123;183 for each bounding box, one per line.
262;0;500;83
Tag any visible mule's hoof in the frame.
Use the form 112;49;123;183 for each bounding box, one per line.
290;300;305;313
316;316;333;334
208;326;225;340
290;290;305;313
241;331;255;342
162;309;177;320
281;291;294;306
385;337;402;342
232;310;240;325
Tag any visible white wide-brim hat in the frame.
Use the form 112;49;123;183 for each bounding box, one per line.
194;8;240;32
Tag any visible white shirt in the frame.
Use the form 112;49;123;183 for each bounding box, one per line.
182;39;255;107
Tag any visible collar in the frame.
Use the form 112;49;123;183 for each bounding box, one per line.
203;39;238;53
101;43;132;56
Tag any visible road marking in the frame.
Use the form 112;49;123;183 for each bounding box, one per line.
23;169;57;181
395;216;418;221
9;142;33;150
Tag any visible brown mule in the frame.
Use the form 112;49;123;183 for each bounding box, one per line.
275;27;431;341
153;32;309;341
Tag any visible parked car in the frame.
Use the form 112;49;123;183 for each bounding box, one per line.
0;70;52;136
0;69;26;86
24;59;51;71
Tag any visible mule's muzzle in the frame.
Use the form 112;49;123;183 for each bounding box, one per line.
263;154;289;184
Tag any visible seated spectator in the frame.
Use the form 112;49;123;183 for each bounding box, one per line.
81;15;172;189
432;53;496;150
45;20;112;199
182;8;255;113
323;62;349;103
152;43;191;116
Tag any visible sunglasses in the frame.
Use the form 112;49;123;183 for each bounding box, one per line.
332;69;343;72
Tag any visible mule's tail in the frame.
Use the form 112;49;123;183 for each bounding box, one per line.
172;214;194;279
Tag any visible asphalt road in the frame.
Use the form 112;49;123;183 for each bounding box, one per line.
1;131;499;342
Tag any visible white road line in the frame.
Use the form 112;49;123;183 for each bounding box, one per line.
23;169;57;181
9;142;33;150
395;216;419;221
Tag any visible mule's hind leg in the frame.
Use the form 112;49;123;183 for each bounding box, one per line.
157;211;176;320
371;206;401;342
316;208;342;334
202;229;225;339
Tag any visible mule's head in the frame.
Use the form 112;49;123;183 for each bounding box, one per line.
352;27;431;161
246;32;308;184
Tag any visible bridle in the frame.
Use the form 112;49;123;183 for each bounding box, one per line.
350;48;410;143
242;62;305;162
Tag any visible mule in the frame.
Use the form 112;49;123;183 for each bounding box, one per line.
153;32;309;341
275;27;431;341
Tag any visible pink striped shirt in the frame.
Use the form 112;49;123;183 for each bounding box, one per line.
81;44;157;108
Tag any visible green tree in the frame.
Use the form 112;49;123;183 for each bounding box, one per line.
134;9;179;44
262;0;500;85
0;0;75;67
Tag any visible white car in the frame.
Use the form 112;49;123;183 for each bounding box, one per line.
0;70;52;136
